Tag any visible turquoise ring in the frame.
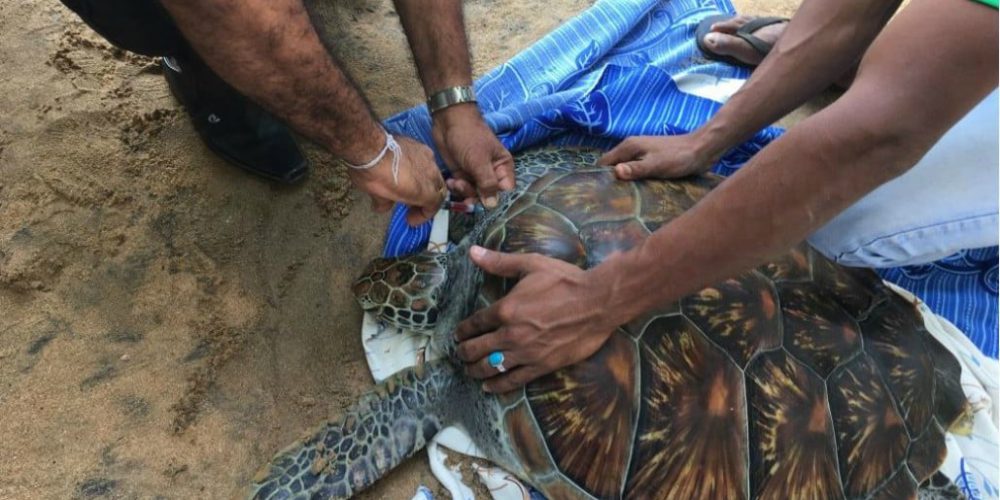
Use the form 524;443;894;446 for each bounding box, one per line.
487;351;507;373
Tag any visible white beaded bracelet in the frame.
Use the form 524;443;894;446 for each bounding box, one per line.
345;128;401;185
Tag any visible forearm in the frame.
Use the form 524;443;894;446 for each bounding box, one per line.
393;0;473;97
691;0;899;160
600;93;932;323
160;0;384;163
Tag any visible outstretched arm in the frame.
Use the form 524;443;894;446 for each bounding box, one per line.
159;0;444;224
600;0;902;178
393;0;514;208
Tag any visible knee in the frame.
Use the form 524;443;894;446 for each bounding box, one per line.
808;230;938;269
809;212;1000;268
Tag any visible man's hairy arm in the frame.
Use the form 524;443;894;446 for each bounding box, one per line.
159;0;383;164
158;0;447;224
392;0;471;96
391;0;516;206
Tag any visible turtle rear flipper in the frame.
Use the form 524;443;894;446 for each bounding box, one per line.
249;361;459;499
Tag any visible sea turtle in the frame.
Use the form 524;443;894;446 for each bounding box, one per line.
250;148;972;499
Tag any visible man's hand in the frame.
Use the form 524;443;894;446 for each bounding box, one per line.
349;135;446;226
598;134;719;180
454;246;621;393
432;103;514;208
391;1;514;205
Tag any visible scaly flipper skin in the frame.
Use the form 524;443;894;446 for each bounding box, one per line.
249;362;460;499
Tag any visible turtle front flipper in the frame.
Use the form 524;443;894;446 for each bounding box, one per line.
249;361;460;499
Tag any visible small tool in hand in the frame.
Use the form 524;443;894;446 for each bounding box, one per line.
442;200;486;214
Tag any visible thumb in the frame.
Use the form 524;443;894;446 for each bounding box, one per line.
447;176;478;203
494;154;516;192
469;246;535;278
598;139;642;166
613;158;659;181
405;203;437;227
470;165;500;209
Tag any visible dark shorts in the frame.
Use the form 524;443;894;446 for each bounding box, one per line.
58;0;187;57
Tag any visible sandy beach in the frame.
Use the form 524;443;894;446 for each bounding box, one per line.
0;0;803;498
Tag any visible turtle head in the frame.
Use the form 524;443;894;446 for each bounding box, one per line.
352;252;448;332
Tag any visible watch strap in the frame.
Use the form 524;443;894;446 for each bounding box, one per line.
426;85;476;114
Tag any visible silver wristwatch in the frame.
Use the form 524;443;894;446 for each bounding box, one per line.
426;85;477;114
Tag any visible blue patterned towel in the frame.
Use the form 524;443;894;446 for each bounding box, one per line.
378;0;999;357
878;248;998;358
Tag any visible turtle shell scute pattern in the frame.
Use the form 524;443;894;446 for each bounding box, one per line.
485;148;967;500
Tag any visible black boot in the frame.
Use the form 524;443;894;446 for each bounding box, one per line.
162;52;308;184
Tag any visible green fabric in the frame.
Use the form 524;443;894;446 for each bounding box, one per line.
973;0;999;9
